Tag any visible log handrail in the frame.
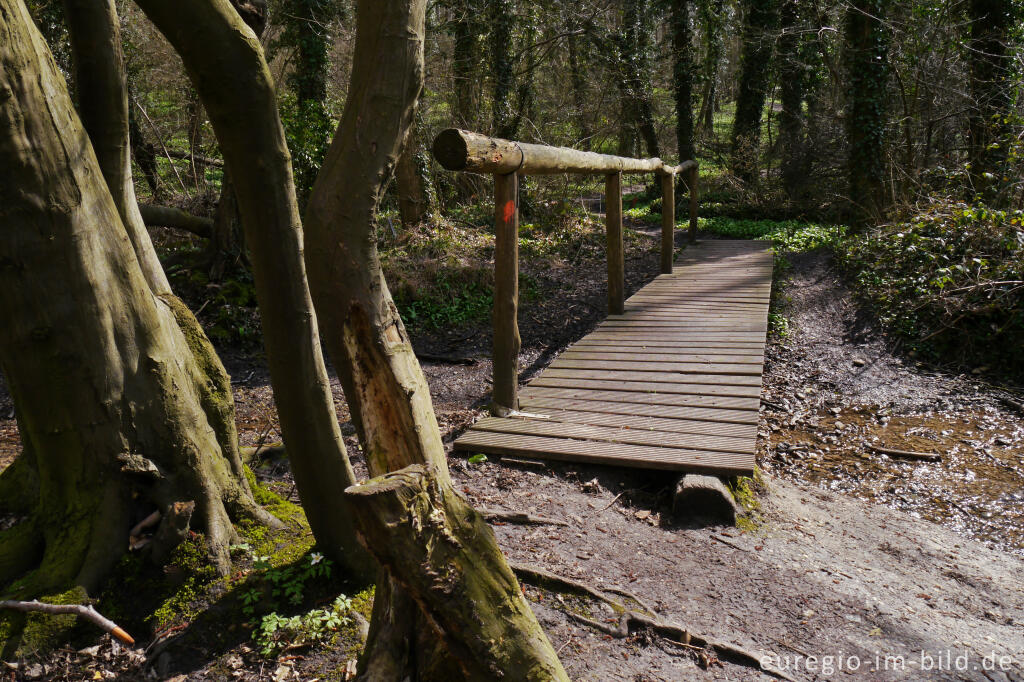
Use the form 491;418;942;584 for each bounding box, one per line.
431;128;699;415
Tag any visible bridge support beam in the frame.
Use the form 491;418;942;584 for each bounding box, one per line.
660;172;675;274
491;171;520;416
605;172;624;315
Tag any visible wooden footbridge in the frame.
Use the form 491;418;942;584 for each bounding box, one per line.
433;131;770;476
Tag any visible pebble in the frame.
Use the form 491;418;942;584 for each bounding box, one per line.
853;358;866;367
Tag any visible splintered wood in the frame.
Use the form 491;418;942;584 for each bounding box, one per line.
455;240;772;475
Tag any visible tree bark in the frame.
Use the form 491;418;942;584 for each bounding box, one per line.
731;0;779;183
139;203;214;238
672;0;695;162
396;117;432;228
777;0;805;197
490;0;516;138
131;0;374;581
0;0;273;628
844;0;890;222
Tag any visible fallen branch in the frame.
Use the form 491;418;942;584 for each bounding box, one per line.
164;149;224;167
481;509;568;526
509;563;793;681
414;352;477;365
0;600;135;646
867;444;941;462
138;204;213;238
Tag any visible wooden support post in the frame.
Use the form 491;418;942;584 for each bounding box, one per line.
492;172;520;415
606;171;624;315
660;173;675;274
688;165;699;244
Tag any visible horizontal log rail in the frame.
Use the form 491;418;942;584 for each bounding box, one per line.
431;128;699;415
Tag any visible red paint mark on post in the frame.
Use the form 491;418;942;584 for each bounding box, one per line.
502;200;516;224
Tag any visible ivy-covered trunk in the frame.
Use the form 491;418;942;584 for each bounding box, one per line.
0;0;275;653
731;0;778;183
967;0;1015;199
845;0;890;222
672;0;695;162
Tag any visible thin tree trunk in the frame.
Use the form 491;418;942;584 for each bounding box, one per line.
731;0;779;183
131;0;374;581
303;1;566;675
490;0;515;137
672;0;695;161
567;29;592;149
967;0;1014;197
777;0;805;197
845;0;890;222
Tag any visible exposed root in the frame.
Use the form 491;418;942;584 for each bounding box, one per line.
480;509;568;526
511;563;795;681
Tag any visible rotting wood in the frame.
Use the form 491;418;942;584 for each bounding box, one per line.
0;601;134;645
673;474;740;524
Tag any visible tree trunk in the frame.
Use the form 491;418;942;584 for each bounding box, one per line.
696;0;724;138
618;0;660;158
731;0;779;183
303;1;566;676
777;0;805;197
672;0;695;162
567;28;592;149
844;0;890;222
967;0;1014;198
0;0;274;641
490;0;516;138
452;0;482;129
396;116;433;228
131;0;374;581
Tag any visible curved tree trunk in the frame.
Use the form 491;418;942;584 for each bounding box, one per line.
303;1;567;677
131;0;374;582
0;0;274;647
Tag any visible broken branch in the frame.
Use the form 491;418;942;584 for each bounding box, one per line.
0;600;135;645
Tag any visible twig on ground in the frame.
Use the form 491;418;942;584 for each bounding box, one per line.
597;492;624;512
867;444;941;462
0;600;135;645
711;534;750;552
415;352;477;365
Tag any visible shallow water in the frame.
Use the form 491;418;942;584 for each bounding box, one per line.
763;404;1024;556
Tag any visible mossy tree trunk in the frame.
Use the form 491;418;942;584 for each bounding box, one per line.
844;0;890;222
303;1;566;677
731;0;779;183
0;0;276;647
131;0;374;581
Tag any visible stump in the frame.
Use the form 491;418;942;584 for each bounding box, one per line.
673;474;740;524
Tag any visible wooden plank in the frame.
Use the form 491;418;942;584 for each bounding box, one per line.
558;350;764;365
567;344;764;358
536;368;763;388
470;417;753;455
518;396;758;424
548;359;761;375
532;373;763;395
520;386;760;410
510;407;758;439
454;431;754;475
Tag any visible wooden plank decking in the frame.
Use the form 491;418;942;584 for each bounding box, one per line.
454;240;773;475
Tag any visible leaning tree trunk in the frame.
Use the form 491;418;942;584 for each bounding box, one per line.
731;0;779;183
131;0;374;581
303;1;567;678
0;0;277;653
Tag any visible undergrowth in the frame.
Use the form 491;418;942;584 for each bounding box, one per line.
838;201;1024;379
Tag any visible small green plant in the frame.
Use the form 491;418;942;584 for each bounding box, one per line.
231;546;334;620
254;595;353;657
467;453;487;464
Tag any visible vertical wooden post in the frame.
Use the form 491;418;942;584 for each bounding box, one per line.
606;171;624;315
491;172;520;415
688;165;699;244
660;172;675;274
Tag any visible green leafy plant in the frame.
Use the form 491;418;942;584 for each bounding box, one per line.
254;595;353;657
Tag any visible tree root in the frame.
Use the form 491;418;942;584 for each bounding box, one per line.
0;600;134;645
510;563;795;681
480;509;568;526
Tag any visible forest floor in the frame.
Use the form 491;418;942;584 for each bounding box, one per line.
1;214;1023;681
